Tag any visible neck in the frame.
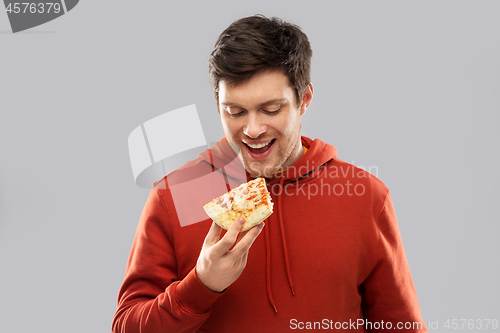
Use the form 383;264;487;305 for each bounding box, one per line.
278;136;304;172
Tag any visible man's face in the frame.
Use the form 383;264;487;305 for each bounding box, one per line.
219;70;313;178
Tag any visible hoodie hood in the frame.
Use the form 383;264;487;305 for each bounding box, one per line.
198;136;338;313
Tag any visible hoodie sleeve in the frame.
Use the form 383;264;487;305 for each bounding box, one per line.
361;191;427;332
112;188;224;333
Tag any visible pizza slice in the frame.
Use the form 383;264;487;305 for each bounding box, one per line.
203;177;273;231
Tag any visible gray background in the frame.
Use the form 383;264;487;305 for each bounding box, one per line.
1;1;498;332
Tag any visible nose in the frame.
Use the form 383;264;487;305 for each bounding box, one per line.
243;113;267;138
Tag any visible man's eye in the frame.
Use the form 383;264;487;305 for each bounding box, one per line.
264;108;280;115
227;109;244;117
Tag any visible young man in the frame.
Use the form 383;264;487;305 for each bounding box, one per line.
113;15;427;332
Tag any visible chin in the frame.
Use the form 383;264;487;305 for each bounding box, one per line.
244;161;278;178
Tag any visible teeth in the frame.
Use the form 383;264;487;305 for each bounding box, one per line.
246;140;273;149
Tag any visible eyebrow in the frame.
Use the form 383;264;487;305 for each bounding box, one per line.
221;98;288;108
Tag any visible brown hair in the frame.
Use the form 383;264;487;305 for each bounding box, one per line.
208;14;313;109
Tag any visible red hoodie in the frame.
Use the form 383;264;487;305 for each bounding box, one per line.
112;136;427;332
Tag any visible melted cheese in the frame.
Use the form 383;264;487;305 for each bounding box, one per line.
203;178;273;231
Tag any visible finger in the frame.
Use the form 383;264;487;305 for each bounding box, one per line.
213;217;245;255
204;222;222;246
229;222;265;258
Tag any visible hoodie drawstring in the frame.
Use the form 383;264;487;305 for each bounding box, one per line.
264;219;277;313
278;175;295;296
264;175;295;313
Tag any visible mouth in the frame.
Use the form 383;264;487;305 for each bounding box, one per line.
243;139;276;159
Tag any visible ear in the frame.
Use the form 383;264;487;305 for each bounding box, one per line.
299;82;314;117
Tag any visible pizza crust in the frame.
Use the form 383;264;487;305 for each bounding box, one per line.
203;178;273;231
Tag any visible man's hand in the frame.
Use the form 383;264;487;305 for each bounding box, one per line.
196;217;265;293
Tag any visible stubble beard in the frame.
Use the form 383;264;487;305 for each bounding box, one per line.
240;121;302;179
